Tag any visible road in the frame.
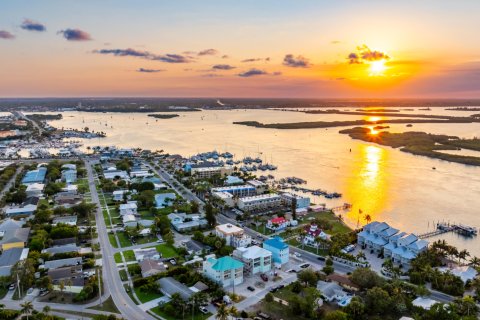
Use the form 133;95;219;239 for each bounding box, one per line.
0;164;23;199
85;160;157;320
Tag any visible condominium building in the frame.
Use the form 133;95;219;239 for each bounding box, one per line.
191;166;233;179
358;221;429;268
215;223;251;248
203;256;244;287
280;192;311;209
211;185;256;198
237;194;282;212
263;236;289;266
233;245;272;275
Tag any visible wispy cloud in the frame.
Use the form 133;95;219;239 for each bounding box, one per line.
58;28;92;41
137;68;165;73
93;48;193;63
237;68;280;77
212;64;236;70
0;30;15;39
283;54;311;68
201;73;223;78
198;48;218;56
21;19;46;32
241;57;270;63
347;45;390;64
221;55;229;59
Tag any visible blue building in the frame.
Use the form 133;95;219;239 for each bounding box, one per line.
263;236;289;266
21;167;47;186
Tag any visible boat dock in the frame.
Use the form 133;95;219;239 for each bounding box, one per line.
418;222;478;239
331;203;353;212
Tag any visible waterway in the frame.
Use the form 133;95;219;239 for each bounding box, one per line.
47;109;480;256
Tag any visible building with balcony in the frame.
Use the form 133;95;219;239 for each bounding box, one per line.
233;245;272;275
203;256;244;287
215;223;251;248
237;194;282;212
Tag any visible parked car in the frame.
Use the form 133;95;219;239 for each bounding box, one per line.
299;263;310;269
199;306;209;314
260;274;268;282
247;286;255;292
169;259;177;265
294;252;301;257
317;256;326;261
8;283;15;291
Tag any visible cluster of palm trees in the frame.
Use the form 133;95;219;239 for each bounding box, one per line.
215;303;238;320
431;239;479;266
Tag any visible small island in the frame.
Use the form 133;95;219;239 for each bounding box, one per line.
148;114;180;119
339;127;480;166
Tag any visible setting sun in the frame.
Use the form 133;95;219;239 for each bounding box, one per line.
369;60;387;75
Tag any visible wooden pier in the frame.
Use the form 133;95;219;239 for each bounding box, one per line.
331;203;353;212
418;223;477;239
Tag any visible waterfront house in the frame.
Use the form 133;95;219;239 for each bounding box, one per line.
224;175;243;185
358;221;429;268
215;223;252;248
154;193;176;208
0;227;30;251
280;192;311;209
21;167;47;186
263;236;289;266
265;217;289;231
203;256;244;287
233;245;272;276
119;202;137;215
191;166;233;179
303;223;328;245
237;194;282;212
167;212;207;232
246;180;268;194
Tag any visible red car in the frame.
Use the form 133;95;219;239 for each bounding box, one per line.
260;274;268;282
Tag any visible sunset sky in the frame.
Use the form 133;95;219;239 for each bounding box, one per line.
1;0;480;98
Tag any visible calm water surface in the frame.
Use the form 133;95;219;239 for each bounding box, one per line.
47;109;480;255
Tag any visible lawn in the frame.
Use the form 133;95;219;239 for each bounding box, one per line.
117;232;133;247
310;211;352;235
124;284;139;305
114;252;123;263
103;209;111;227
150;244;178;258
138;209;155;220
135;235;157;245
150;305;211;320
134;287;164;303
123;250;136;261
108;233;118;248
88;296;120;314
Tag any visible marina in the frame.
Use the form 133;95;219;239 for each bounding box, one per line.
418;222;478;239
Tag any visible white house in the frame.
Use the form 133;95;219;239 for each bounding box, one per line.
233;245;272;276
119;202;137;216
26;183;45;198
215;223;252;248
122;214;138;227
113;190;127;201
265;217;289;232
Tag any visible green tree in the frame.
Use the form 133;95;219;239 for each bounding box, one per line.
265;292;274;302
350;267;384;289
345;296;365;319
20;301;33;320
324;310;349;320
365;286;391;315
205;202;216;227
298;269;318;287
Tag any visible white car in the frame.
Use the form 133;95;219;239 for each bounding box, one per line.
294;252;301;257
199;306;209;314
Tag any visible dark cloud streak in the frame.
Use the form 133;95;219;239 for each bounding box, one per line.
0;30;15;39
93;48;192;63
58;28;92;41
283;54;311;68
21;19;46;32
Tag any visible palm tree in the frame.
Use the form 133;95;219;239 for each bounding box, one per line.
59;279;66;300
21;301;33;320
228;305;238;317
458;249;470;265
215;303;229;320
43;305;51;315
469;256;480;268
364;214;372;224
356;251;366;261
